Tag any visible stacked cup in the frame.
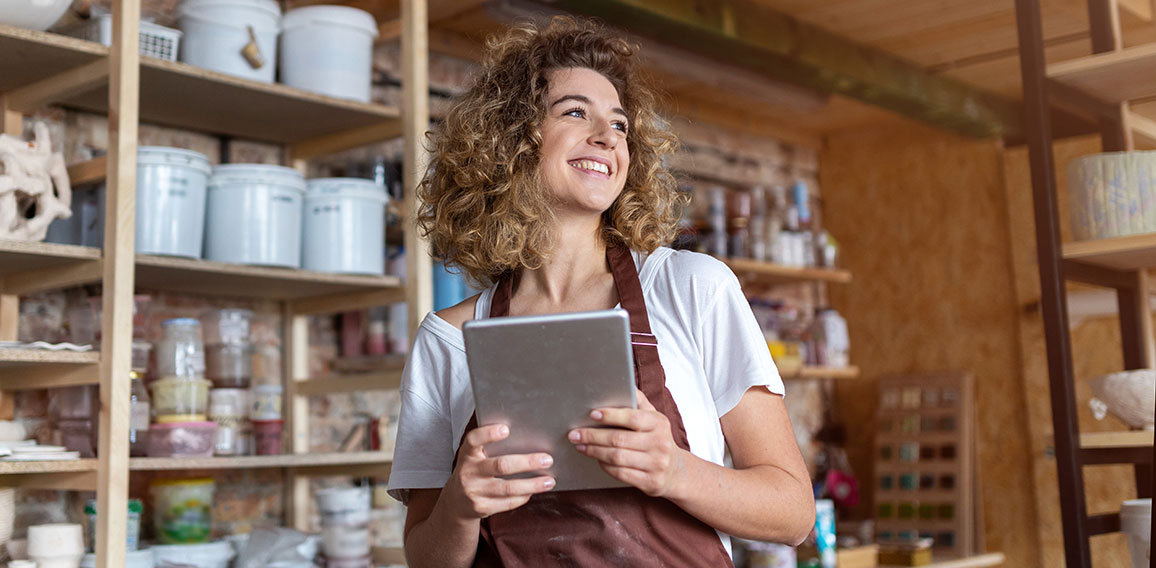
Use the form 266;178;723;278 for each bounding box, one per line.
316;487;371;566
28;523;84;568
250;384;283;455
203;309;255;456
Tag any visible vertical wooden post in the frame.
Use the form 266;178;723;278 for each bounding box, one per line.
403;0;432;338
0;97;21;136
96;0;139;566
285;311;311;530
0;98;22;344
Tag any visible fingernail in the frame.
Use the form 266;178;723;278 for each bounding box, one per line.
540;455;553;467
590;410;603;420
543;478;555;489
568;431;580;442
498;425;509;436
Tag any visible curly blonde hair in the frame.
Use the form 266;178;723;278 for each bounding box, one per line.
416;16;682;286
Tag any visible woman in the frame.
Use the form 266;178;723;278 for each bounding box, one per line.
387;17;815;567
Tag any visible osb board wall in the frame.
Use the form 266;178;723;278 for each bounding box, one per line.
1002;136;1137;568
820;120;1038;566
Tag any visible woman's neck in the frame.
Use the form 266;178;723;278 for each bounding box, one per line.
516;219;615;311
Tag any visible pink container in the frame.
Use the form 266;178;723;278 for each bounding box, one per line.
147;421;217;458
252;419;283;455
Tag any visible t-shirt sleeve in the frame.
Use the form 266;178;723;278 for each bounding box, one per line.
691;257;785;417
387;323;458;505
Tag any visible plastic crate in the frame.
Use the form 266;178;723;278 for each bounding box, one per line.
61;15;182;62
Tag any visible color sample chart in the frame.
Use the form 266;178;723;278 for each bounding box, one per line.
874;372;975;559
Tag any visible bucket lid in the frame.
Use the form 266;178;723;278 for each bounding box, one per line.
305;177;388;204
150;540;235;561
178;0;281;20
138;146;212;176
1121;497;1152;514
211;164;306;192
282;5;377;37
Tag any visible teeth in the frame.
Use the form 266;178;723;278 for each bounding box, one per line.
569;160;609;175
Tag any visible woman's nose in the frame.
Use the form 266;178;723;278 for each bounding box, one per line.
589;123;617;149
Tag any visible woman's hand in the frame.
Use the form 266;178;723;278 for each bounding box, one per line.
568;389;687;498
446;424;556;520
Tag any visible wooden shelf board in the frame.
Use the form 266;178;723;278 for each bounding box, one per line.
61;57;401;145
0;25;106;93
129;451;392;471
0;458;98;474
1080;430;1154;449
0;348;98;366
0;239;101;276
135;254;403;300
880;552;1005;568
1063;233;1156;270
724;258;852;284
0;25;400;144
783;365;860;380
1048;43;1156;104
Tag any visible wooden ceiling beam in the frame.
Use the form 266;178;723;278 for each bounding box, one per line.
535;0;1025;139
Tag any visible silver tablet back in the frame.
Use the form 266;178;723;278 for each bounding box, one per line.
463;309;637;491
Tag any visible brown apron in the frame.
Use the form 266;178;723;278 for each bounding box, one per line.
455;244;735;567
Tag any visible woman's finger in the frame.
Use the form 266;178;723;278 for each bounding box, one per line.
569;427;647;451
488;475;557;497
587;407;661;432
482;453;554;478
576;443;657;470
635;388;657;412
463;423;509;455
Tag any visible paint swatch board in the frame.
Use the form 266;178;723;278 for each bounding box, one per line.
874;372;975;558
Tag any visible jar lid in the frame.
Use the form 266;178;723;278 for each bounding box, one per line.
163;317;201;327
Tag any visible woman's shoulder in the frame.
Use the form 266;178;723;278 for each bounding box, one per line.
434;293;482;331
643;247;737;285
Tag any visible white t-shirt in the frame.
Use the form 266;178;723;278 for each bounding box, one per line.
387;247;785;553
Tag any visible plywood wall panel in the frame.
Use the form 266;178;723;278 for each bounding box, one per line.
1002;137;1139;568
821;120;1039;566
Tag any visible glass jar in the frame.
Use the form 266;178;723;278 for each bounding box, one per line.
129;371;150;457
201;308;253;345
156;318;205;378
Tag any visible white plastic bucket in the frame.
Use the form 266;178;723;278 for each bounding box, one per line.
137;146;212;258
81;549;155;568
316;486;371;526
1121;498;1151;568
302;178;387;274
178;0;281;83
205;164;305;267
151;541;234;568
279;6;378;101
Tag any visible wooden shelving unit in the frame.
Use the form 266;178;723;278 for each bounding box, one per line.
0;2;431;566
1015;0;1156;565
879;552;1006;568
724;257;852;284
782;365;860;380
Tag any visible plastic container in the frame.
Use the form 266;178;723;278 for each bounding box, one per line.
316;487;370;526
209;389;250;456
302;178;388;274
150;377;212;417
8;561;36;568
130;371;151;457
321;524;370;561
252;418;282;455
52;385;97;420
61;14;182;61
147;421;217;458
58;419;96;458
250;384;282;419
80;548;154;568
156;318;206;379
205;343;252;387
131;340;153;372
178;0;281;83
1121;498;1151;568
205;165;305;267
136;147;212;258
0;0;71;31
150;479;214;544
28;524;83;568
279;6;378;101
201;309;253;345
151;541;234;568
84;499;142;553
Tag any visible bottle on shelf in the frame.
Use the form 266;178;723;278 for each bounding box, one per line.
728;189;751;258
707;185;728;258
749;186;767;261
129;371;150;457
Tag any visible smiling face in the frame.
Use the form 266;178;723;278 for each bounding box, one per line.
538;67;630;220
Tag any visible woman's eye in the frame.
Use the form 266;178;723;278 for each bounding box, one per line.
564;107;585;118
613;121;628;133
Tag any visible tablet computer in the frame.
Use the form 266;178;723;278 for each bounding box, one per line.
462;308;638;491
